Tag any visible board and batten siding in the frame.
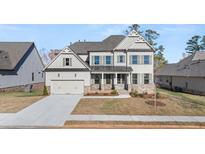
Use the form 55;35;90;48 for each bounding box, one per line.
48;53;87;69
0;47;44;88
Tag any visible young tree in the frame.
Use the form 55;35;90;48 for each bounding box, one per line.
185;35;204;54
144;29;159;48
124;24;143;35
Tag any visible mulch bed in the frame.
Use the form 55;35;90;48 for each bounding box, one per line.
145;100;166;106
85;93;118;96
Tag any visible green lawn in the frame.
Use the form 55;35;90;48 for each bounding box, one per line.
157;88;205;106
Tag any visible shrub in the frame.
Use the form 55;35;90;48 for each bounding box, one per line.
130;90;139;97
43;85;48;96
111;89;118;95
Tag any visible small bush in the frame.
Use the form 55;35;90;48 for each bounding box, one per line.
43;85;48;96
111;90;118;95
130;91;140;97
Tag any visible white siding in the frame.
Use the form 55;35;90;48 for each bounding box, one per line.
79;55;88;61
114;51;126;66
0;48;44;88
48;53;87;69
45;71;90;86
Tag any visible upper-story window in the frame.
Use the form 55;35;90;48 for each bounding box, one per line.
105;56;111;65
131;55;138;64
144;55;150;64
63;58;72;66
94;56;100;65
117;55;125;63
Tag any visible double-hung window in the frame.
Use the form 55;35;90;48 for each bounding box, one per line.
144;55;150;64
63;58;71;66
117;55;125;63
94;56;100;65
131;55;138;64
105;56;111;65
132;74;138;84
144;74;150;84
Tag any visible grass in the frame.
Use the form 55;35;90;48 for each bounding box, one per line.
157;88;205;106
72;91;205;116
0;89;45;113
64;121;205;129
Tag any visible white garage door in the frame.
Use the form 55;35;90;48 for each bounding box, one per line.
51;80;84;95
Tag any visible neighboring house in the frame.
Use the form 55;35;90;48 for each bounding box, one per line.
156;51;205;95
44;30;155;95
0;42;45;91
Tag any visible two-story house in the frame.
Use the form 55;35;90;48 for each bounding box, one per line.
44;30;155;95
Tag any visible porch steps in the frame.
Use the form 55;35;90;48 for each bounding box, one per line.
118;89;130;95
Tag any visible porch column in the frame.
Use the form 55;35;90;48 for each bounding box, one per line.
101;73;104;90
114;73;117;84
127;73;131;84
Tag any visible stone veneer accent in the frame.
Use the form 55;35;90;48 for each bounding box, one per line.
131;83;155;94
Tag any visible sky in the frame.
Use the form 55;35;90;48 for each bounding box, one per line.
0;24;205;63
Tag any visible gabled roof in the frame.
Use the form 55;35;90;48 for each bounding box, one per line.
156;51;205;77
0;42;35;71
69;35;125;54
114;30;155;51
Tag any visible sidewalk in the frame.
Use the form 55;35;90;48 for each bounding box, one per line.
67;115;205;123
82;94;130;99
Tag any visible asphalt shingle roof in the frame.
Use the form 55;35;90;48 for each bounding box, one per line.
91;66;133;72
69;35;125;54
156;51;205;77
0;42;34;70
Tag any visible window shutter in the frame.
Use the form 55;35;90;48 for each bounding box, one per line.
103;56;106;65
117;55;120;63
141;56;144;64
149;55;152;64
141;74;144;84
149;73;152;83
129;55;132;64
70;58;72;66
137;55;140;64
137;73;140;85
100;56;102;65
123;55;125;63
92;56;94;65
63;58;66;66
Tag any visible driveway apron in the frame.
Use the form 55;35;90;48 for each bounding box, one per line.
0;95;81;127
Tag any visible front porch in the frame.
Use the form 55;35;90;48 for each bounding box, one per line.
90;73;131;91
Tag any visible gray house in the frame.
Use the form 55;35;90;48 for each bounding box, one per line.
156;51;205;95
0;42;45;91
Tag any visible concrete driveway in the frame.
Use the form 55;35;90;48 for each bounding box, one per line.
0;95;81;127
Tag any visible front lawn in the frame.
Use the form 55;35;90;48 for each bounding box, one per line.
0;90;45;113
71;90;205;116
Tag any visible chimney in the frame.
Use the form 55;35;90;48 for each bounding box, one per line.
70;42;72;45
78;40;80;42
84;39;86;42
